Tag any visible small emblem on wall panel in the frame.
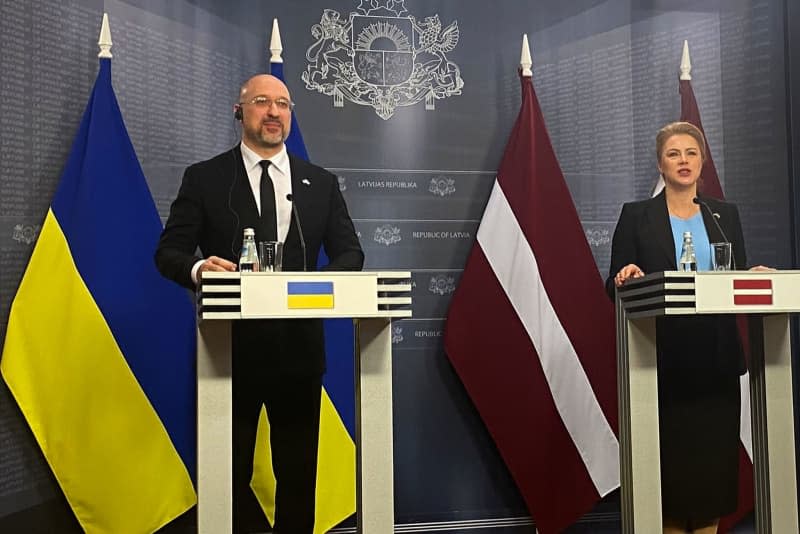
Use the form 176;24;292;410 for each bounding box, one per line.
392;325;404;344
374;224;402;245
12;224;41;245
585;228;610;247
428;274;455;295
429;176;456;197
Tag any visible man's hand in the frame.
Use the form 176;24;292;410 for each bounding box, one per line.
199;256;237;277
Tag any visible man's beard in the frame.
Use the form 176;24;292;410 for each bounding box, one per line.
257;131;284;147
247;121;286;148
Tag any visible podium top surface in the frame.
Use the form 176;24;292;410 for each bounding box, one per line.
616;270;800;317
198;271;412;320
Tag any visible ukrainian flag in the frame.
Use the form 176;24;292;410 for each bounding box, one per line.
249;28;357;533
0;54;196;532
287;281;335;309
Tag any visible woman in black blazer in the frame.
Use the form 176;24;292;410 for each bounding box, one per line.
607;122;747;534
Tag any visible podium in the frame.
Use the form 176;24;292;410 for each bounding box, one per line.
195;271;412;533
616;270;800;533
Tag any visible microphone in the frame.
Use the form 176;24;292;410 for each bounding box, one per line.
286;193;307;272
693;197;735;268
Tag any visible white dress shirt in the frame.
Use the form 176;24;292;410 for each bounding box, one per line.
239;141;293;242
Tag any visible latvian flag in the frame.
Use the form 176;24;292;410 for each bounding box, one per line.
733;279;773;306
444;71;619;533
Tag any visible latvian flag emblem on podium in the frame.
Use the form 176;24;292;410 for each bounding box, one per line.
733;279;773;305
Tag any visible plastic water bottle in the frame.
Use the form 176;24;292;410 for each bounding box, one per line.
239;228;259;272
679;231;697;271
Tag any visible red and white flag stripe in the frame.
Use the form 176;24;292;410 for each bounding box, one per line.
478;180;619;496
733;279;773;306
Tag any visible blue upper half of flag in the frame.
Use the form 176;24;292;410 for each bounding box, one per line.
50;59;197;476
287;281;334;295
271;60;355;438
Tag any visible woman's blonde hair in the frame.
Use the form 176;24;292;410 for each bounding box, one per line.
656;121;707;162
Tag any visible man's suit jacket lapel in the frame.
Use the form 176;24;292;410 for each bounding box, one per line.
644;191;677;270
281;154;318;271
287;155;316;238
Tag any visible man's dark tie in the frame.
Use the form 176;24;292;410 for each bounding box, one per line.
259;160;277;241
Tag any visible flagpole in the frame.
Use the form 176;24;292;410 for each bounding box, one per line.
679;40;691;81
521;34;532;77
515;62;542;526
98;13;112;58
270;18;282;65
652;41;694;197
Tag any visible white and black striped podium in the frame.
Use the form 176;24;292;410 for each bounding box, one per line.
616;270;800;533
196;271;412;534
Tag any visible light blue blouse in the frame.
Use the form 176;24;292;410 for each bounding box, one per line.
669;212;711;271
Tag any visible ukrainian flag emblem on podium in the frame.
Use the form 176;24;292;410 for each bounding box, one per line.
287;281;335;309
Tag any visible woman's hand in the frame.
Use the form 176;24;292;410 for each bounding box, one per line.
614;264;645;287
748;265;776;272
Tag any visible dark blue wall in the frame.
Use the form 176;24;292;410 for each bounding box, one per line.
0;0;795;531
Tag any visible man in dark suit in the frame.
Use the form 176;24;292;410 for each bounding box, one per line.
155;74;363;534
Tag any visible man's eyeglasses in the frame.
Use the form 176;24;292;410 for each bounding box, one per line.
240;96;294;111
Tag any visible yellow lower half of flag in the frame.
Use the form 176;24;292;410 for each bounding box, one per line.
251;388;356;532
287;294;335;309
0;211;195;534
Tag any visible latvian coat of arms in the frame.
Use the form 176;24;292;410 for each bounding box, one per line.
303;0;464;120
